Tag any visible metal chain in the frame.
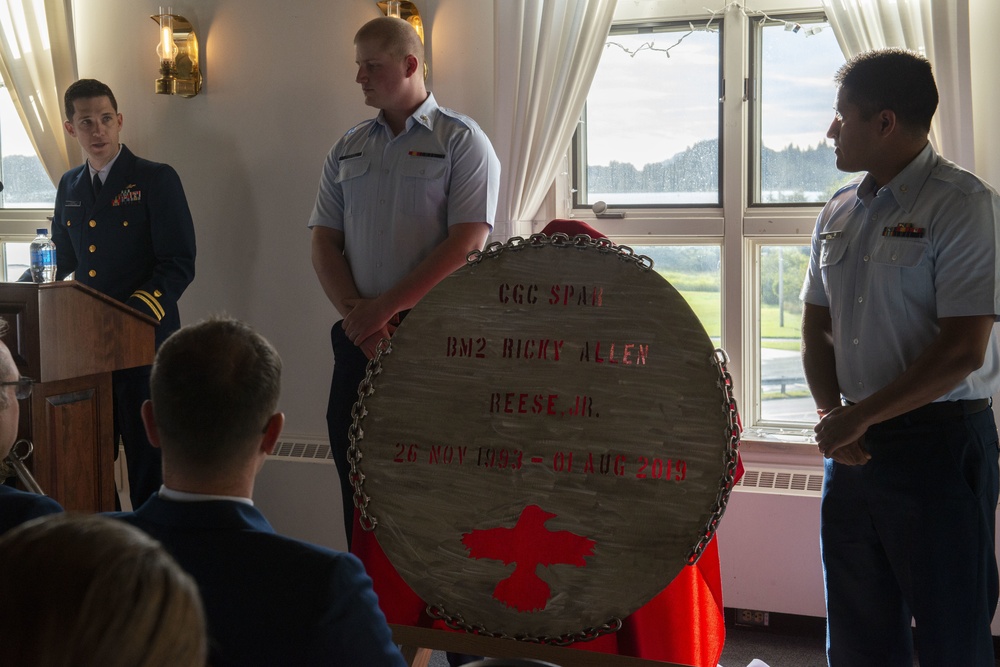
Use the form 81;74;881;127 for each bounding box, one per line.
347;336;392;532
685;348;743;565
426;604;623;646
466;233;655;272
348;233;740;641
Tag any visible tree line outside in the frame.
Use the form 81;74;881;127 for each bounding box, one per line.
638;244;810;352
587;139;854;203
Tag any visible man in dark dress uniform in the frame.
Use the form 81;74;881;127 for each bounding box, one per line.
52;79;196;508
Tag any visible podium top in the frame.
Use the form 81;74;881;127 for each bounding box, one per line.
0;280;157;382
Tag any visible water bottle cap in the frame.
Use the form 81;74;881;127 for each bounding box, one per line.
36;228;48;235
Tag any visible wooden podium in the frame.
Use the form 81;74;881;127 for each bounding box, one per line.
0;281;156;512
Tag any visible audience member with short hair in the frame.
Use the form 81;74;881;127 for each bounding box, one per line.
0;512;206;667
108;316;406;667
0;320;62;535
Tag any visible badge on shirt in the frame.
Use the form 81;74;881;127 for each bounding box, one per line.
407;151;445;158
882;222;925;238
820;231;843;240
66;201;82;207
339;152;363;160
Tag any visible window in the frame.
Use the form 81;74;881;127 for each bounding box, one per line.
631;244;721;345
751;15;855;204
2;240;28;280
0;78;57;281
575;22;722;207
755;242;815;423
0;82;56;208
571;2;851;446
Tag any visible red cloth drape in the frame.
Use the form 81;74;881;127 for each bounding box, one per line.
352;517;726;666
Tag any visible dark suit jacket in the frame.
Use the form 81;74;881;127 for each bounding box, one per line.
108;496;405;667
52;145;196;346
0;484;63;535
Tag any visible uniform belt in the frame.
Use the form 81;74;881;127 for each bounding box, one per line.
845;398;992;428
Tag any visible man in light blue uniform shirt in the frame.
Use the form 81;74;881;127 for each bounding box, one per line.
801;49;1000;666
308;16;499;550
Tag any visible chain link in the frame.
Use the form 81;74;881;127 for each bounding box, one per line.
466;233;655;271
426;604;623;646
347;336;392;532
685;348;743;565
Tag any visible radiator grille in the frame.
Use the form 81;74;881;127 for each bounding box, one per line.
271;439;333;461
735;466;824;497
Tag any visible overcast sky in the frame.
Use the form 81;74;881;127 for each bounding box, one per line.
586;21;845;167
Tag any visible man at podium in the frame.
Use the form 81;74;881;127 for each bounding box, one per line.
51;79;196;508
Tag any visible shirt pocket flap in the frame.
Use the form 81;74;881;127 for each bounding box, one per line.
400;158;447;180
336;159;370;183
871;238;927;267
819;238;849;268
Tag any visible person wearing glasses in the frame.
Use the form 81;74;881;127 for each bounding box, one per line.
0;324;63;535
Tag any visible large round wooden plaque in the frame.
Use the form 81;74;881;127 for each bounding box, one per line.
352;237;738;640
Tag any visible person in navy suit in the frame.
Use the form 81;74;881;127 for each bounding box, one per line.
0;322;62;535
108;317;405;667
52;79;196;508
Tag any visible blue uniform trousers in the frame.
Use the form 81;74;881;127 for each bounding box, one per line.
113;365;160;509
821;405;999;666
327;320;368;551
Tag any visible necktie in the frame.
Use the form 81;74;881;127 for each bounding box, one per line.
93;172;102;196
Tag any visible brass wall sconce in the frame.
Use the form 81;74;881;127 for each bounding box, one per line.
151;6;202;97
377;1;424;44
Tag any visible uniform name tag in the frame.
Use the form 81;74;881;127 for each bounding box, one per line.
66;201;82;207
820;231;842;240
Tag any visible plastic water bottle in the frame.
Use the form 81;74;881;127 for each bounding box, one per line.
29;228;56;283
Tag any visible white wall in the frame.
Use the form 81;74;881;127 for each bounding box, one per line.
72;0;496;440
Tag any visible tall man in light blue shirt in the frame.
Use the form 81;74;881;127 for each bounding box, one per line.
308;16;499;550
801;49;1000;666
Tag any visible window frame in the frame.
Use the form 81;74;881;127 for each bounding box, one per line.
572;18;726;211
747;11;833;209
560;2;838;454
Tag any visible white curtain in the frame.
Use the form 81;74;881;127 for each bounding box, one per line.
0;0;80;185
493;0;617;239
821;0;974;170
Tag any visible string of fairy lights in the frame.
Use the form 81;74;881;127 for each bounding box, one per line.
606;1;826;59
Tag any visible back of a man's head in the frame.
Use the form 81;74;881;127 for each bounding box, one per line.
150;317;281;471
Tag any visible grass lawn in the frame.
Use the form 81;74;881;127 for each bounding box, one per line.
676;290;802;352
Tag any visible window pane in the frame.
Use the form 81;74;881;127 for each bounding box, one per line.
0;83;57;208
631;245;721;344
758;245;816;424
756;18;856;204
3;241;29;281
578;24;721;207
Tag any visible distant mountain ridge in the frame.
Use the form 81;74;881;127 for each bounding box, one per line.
587;139;850;200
